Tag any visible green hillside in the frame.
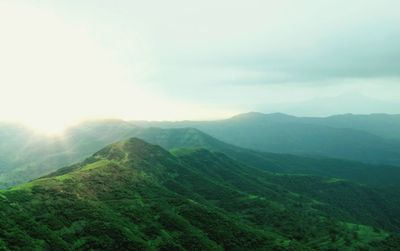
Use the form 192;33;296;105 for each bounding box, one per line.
1;122;400;189
1;138;399;250
0;120;138;188
128;127;400;187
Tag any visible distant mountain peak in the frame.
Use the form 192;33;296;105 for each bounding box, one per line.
229;112;295;121
228;112;265;120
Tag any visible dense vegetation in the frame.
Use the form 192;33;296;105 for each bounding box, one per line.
0;120;138;188
2;121;400;188
128;127;400;187
1;138;399;250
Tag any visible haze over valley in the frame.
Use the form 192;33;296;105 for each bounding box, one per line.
1;0;400;250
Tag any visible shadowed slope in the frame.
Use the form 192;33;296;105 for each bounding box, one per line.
1;138;399;250
2;123;400;189
133;113;400;165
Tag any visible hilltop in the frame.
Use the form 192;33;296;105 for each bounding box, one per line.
133;112;400;165
2;121;400;188
1;138;399;250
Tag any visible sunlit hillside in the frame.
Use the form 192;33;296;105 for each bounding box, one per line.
1;0;400;250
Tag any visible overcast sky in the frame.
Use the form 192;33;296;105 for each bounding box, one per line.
0;0;399;131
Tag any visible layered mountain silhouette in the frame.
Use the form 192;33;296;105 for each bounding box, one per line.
134;112;400;165
1;138;399;250
1;120;400;188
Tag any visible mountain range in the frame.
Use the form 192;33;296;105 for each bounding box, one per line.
1;113;400;250
1;138;399;250
2;116;400;188
134;112;400;165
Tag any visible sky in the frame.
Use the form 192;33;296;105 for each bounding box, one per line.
0;0;399;133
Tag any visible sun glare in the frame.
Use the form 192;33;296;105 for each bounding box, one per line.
22;118;70;136
0;2;236;131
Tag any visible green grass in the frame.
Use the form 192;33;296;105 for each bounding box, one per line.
347;223;389;242
80;159;110;171
0;138;399;250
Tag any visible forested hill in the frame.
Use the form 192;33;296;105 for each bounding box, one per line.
0;138;399;250
0;120;400;188
124;127;400;187
1;122;400;188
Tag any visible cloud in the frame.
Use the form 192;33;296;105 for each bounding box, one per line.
157;16;400;85
1;0;399;122
140;0;400;85
20;0;399;87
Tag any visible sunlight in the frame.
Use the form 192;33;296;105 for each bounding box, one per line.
0;2;235;129
25;119;69;136
0;2;139;129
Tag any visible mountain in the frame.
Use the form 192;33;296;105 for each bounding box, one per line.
1;138;399;250
260;94;400;120
124;127;400;187
1;121;400;189
303;113;400;140
133;112;400;165
0;120;138;188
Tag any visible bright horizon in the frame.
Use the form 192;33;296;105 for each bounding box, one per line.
1;0;399;134
4;110;400;137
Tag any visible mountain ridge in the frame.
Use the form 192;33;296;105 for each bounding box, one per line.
2;122;400;188
133;112;400;165
1;137;399;250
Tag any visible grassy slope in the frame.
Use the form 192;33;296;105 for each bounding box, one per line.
129;127;400;187
2;120;400;189
0;120;138;188
0;138;398;250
